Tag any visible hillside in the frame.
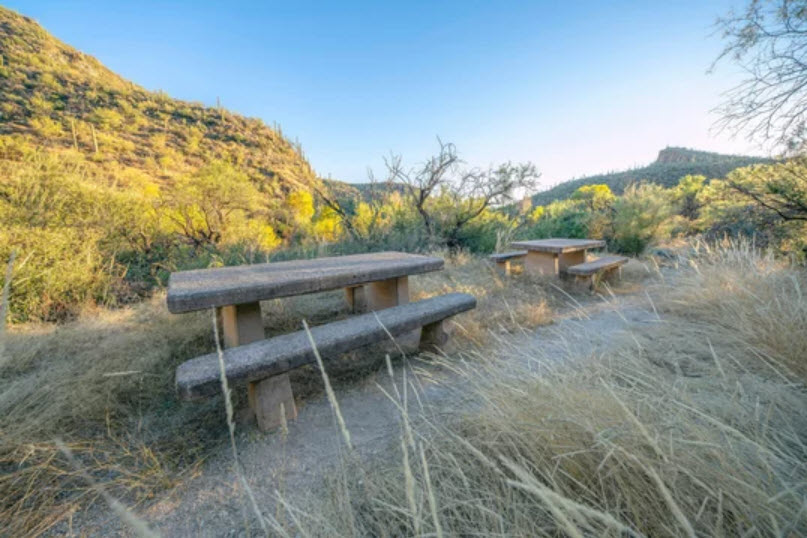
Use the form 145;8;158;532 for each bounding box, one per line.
0;6;332;321
0;6;316;196
531;147;771;206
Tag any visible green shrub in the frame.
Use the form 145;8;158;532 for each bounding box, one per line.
609;183;673;254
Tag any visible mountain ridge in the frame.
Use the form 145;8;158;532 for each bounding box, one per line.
530;146;772;207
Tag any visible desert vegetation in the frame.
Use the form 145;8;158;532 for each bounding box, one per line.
2;0;807;536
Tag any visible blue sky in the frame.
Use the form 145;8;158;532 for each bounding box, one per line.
8;1;761;187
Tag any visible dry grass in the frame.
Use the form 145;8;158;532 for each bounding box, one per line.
282;243;807;537
658;240;807;381
0;295;218;536
0;251;561;535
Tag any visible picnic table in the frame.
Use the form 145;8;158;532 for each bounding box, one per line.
167;251;444;347
510;238;605;276
167;251;450;430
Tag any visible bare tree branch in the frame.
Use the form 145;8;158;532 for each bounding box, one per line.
713;0;807;153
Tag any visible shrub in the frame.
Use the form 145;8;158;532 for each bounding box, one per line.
89;107;124;130
609;183;673;254
29;116;63;138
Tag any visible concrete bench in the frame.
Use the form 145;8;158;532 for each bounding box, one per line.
488;251;527;276
565;255;629;290
176;292;477;431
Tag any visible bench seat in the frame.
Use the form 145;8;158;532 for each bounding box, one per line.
176;292;477;401
565;255;628;291
565;255;629;276
488;250;527;262
489;251;527;276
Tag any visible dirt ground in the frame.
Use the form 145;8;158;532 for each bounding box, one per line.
57;276;661;537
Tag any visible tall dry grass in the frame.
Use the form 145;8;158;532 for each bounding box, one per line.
283;243;807;536
659;240;807;381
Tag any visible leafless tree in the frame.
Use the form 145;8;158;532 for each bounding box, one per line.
713;0;807;153
388;140;539;247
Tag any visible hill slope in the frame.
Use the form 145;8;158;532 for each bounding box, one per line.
0;6;316;195
0;6;329;321
532;147;771;206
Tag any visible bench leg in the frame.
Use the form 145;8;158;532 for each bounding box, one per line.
574;275;594;292
218;302;264;348
344;286;367;313
495;260;511;276
365;276;409;310
558;250;585;273
218;302;298;432
248;375;298;432
524;251;558;276
602;266;622;284
419;320;448;353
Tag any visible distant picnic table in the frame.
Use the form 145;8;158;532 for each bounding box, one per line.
510;238;606;276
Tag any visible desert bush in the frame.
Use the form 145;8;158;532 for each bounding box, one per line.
609;182;673;254
523;198;591;239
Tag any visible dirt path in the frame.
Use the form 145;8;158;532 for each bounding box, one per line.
66;289;661;537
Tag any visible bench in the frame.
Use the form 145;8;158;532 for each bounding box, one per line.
565;255;629;290
176;292;477;430
488;251;527;276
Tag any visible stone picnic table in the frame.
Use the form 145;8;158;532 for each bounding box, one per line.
167;251;443;429
510;238;605;276
167;251;444;348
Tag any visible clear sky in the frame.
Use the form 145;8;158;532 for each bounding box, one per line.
7;0;763;188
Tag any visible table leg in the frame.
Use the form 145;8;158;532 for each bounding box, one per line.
524;251;558;276
366;276;420;347
558;250;585;273
344;285;367;313
219;302;264;348
365;276;409;310
218;301;297;432
495;260;511;276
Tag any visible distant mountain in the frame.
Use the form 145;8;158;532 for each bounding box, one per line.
0;6;317;195
531;147;772;206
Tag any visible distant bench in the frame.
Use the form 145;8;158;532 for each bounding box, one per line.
176;293;476;430
488;251;527;276
565;255;629;290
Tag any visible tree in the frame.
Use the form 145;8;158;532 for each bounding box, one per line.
571;184;615;211
388;140;540;247
726;158;807;220
311;182;365;241
714;0;807;152
672;174;707;219
162;160;262;248
610;183;674;254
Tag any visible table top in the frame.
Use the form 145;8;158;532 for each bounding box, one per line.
510;238;606;254
167;251;444;313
